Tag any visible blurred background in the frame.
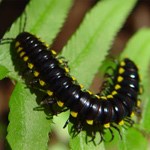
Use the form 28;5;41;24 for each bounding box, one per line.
0;0;150;149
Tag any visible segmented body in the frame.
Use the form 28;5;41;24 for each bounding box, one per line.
14;32;141;141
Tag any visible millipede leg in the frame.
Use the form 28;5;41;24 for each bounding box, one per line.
89;130;96;142
104;72;114;79
99;80;113;95
123;120;135;129
33;95;56;112
63;118;70;128
57;56;69;69
29;78;39;86
111;124;122;140
124;117;134;127
76;121;83;133
41;95;56;105
40;95;58;114
0;38;14;45
98;131;104;144
22;68;33;77
108;128;114;142
21;69;39;87
25;78;46;93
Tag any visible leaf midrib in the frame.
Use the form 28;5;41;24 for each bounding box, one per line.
69;1;128;68
30;0;56;32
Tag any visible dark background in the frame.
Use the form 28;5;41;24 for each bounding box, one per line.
0;0;150;149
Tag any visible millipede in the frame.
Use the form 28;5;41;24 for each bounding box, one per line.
4;31;141;143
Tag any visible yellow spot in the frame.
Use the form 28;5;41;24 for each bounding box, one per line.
95;95;100;99
71;76;76;81
107;95;113;99
36;36;40;39
70;111;78;118
104;123;110;128
51;50;57;55
137;100;141;107
79;84;84;89
64;67;69;73
57;101;64;107
119;67;125;74
58;59;63;64
40;39;44;43
87;90;92;95
86;120;94;125
101;96;107;100
139;87;143;94
45;44;49;48
19;51;25;57
139;75;142;81
115;84;121;90
119;120;124;125
15;41;20;47
34;71;39;77
47;90;53;96
23;56;29;62
112;91;117;95
39;80;46;86
17;47;23;53
28;63;34;69
130;112;135;117
117;76;123;82
120;61;125;66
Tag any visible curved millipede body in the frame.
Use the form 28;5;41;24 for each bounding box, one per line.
14;32;141;142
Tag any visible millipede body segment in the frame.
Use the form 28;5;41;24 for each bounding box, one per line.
14;32;141;142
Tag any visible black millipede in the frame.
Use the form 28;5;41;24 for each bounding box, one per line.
13;31;141;143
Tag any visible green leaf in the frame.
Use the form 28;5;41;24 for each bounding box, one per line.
62;0;137;88
0;65;9;79
61;0;137;149
0;0;72;79
48;143;68;150
121;28;150;75
48;112;70;150
119;128;148;150
7;82;52;150
52;111;70;142
140;82;150;133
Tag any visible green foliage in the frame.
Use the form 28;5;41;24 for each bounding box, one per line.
62;0;137;88
1;0;150;150
0;65;9;79
7;83;52;150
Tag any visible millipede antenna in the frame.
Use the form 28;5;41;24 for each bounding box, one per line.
19;10;27;33
0;38;14;45
23;11;27;32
